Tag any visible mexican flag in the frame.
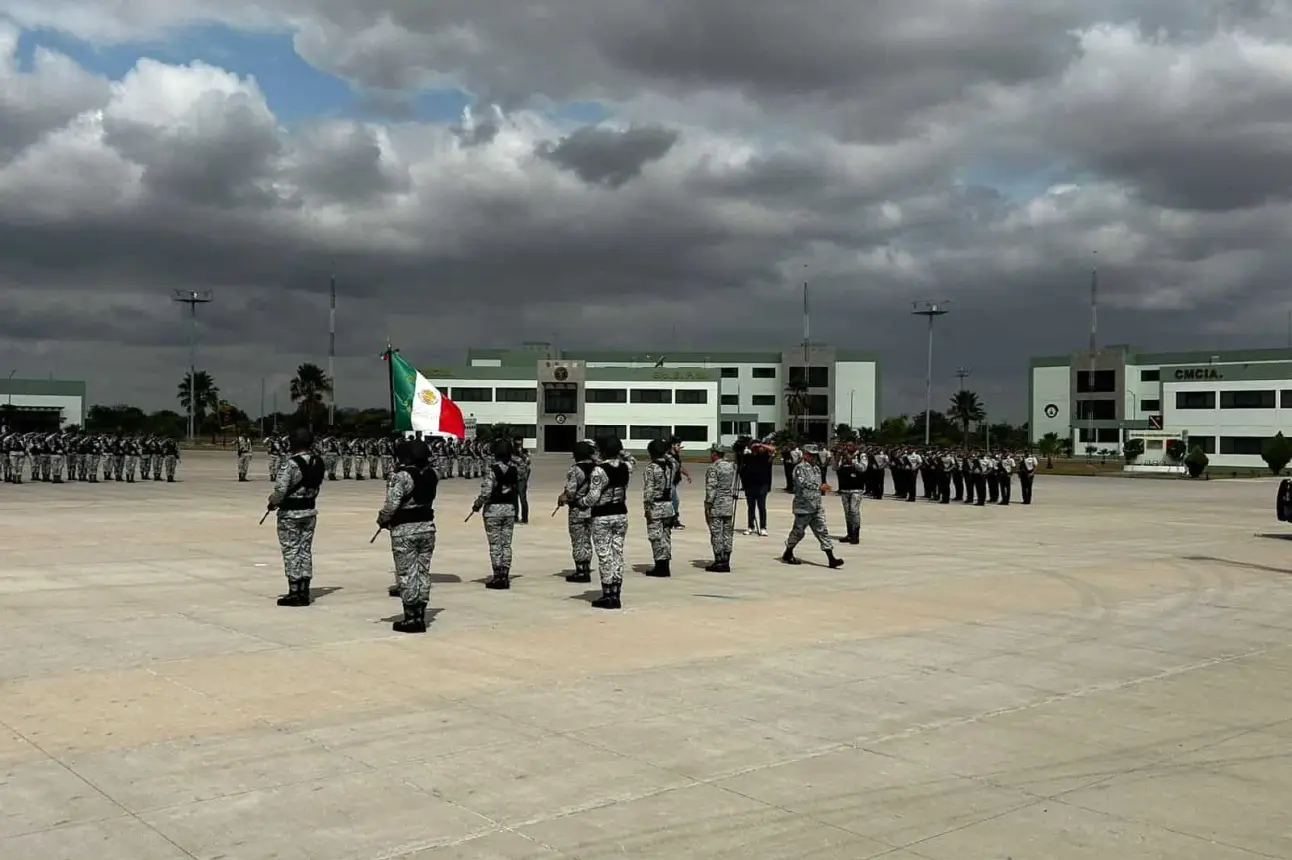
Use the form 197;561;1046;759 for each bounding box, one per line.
385;349;466;438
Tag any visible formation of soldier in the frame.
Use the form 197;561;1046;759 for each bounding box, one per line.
1;430;181;484
244;433;497;485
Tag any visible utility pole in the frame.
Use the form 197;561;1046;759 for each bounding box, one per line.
912;300;950;445
172;290;213;440
328;273;336;428
260;377;266;437
1087;253;1098;458
955;367;970;392
801;280;810;438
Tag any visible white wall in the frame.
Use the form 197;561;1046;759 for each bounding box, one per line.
1161;378;1292;466
437;381;538;447
833;362;877;429
1030;366;1069;442
718;365;781;439
586;380;717;446
9;394;83;427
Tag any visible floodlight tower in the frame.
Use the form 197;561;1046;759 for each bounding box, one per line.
172;290;213;439
912;300;950;445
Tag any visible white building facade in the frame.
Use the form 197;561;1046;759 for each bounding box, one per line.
1030;346;1292;467
417;345;881;452
0;378;85;431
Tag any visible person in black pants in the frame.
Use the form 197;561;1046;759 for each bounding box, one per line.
740;440;774;536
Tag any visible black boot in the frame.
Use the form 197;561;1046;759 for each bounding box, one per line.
392;601;427;633
565;561;592;583
704;556;723;571
388;583;401;597
297;578;312;605
276;579;304;606
485;568;510;589
826;550;844;568
781;547;801;565
645;559;671;577
591;582;621;609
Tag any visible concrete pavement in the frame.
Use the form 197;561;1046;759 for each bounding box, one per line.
1;452;1290;859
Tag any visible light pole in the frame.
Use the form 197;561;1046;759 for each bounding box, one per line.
912;300;950;445
849;390;855;427
172;290;213;440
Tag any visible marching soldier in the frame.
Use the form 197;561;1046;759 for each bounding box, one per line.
472;439;520;590
377;438;437;633
643;439;675;577
1020;450;1037;504
584;436;631;609
834;443;865;544
236;433;252;481
781;445;844;567
704;444;737;571
558;440;597;583
267;428;324;607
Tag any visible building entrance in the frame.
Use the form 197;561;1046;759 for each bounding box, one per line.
543;424;577;453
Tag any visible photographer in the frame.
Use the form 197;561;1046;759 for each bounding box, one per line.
736;437;773;536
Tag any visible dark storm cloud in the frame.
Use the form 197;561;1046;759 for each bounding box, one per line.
535;124;678;187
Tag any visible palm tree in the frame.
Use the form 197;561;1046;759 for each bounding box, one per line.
290;363;333;431
177;370;220;426
784;380;809;437
1038;431;1061;468
947;390;986;445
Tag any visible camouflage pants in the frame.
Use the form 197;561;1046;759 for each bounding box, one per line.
591;514;628;586
51;455;64;481
391;524;435;604
152;456;163;480
368;455;379;478
140;455;152;477
325;454;338;479
164;455;177;480
39;454;50;480
124;455;138;481
342;455;353;478
10;453;23;482
786;510;833;553
567;516;592;564
1;453;10;481
276;513;316;582
707;515;734;557
87;454;98;481
482;509;516;571
237;453;251;478
839;491;862;534
380;456;393;479
268;454;281;480
646;513;673;561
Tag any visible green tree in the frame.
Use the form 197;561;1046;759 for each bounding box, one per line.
289;363;333;431
784;379;809;437
1262;432;1292;475
832;423;859;445
1123;438;1145;462
877;415;911;445
1184;446;1209;478
177;370;220;427
476;423;516;443
947;390;986;444
1038;432;1061;467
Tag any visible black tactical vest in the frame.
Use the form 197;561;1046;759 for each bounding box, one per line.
591;462;630;517
651;460;673;502
487;462;518;507
278;454;325;510
389;465;437;526
836;463;864;491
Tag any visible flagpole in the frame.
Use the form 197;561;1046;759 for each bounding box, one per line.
384;343;398;435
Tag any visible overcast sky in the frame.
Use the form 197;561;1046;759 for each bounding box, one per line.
2;2;1291;422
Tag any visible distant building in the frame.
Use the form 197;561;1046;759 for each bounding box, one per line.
419;344;881;452
0;377;85;432
1030;345;1292;467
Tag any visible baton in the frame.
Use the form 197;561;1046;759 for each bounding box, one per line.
464;510;476;522
369;527;383;544
550;504;561;517
259;509;271;525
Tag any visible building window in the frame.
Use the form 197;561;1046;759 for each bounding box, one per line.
805;394;829;415
1188;436;1216;454
1282;390;1292;408
511;424;538;439
720;420;752;435
787;366;830;387
1078;428;1121;444
1075;399;1116;420
543;383;578;414
495;387;536;402
720;367;739;378
1141;399;1160;412
1145;439;1163;450
756;421;776;438
1076;369;1116;392
1220;390;1275;409
720;394;739;406
751;367;776;379
630;425;670;440
1140;369;1159;382
585;388;627;403
1220;436;1266;455
750;394;776;406
1175;391;1215;409
586;424;626;441
451;387;492;402
631;389;672;404
674;389;708;404
672;425;709;443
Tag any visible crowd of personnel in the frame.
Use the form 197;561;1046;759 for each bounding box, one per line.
1;430;181;483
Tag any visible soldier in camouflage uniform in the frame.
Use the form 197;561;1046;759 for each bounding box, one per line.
111;435;125;481
558;440;597;583
267;428;324;606
642;439;675;577
365;437;379;479
473;439;519;590
48;432;65;483
138;436;153;480
704;445;738;571
322;435;340;480
123;434;139;482
584;435;632;609
512;437;531;523
378;438;437;633
1;432;12;482
781;445;844;568
162;436;179;481
379;435;394;479
235;433;252;481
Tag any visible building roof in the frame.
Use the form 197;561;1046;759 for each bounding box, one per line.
418;366;720;382
1032;346;1292;368
0;378;86;397
467;347;879;366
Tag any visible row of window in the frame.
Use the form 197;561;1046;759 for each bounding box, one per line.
451;387;714;405
585;425;710;442
716;366;831;386
1076;399;1165;419
1175;436;1274;455
1175;390;1292;409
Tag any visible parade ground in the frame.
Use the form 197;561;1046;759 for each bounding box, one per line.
1;452;1290;860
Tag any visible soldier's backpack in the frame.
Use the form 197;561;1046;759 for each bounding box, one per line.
1276;479;1292;522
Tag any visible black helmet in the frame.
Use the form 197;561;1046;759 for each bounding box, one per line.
647;439;668;459
291;428;313;451
597;435;623;459
573;440;595;461
491;438;514;460
402;439;431;466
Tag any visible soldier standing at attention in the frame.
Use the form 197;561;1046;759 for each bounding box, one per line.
998;451;1015;505
558;440;597;583
162;436;180;481
781;445;844;568
264;434;281;480
377;438;437;633
584;435;631;609
833;443;865;544
473;439;520;590
323;435;340;480
267;428;324;607
704;444;737;571
643;439;675;577
1019;450;1037;504
379;434;395;479
366;437;380;479
236;433;252;481
139;435;153;480
511;437;531;524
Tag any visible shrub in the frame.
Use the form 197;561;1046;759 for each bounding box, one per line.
1123;438;1145;462
1262;432;1292;475
1184;446;1209;478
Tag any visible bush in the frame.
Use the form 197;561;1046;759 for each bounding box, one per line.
1165;439;1187;463
1262;432;1292;475
1184;446;1209;478
1123;438;1145;462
